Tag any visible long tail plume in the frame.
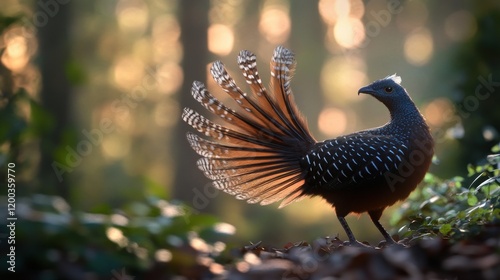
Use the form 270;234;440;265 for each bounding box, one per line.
182;46;316;207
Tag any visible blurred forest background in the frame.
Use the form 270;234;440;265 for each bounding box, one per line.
1;0;500;277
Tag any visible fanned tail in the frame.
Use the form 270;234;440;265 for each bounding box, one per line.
182;46;316;207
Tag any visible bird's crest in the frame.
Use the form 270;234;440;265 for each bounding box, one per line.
384;74;402;85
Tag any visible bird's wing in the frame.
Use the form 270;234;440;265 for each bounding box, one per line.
303;134;409;190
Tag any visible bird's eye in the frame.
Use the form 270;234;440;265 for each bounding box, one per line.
384;87;393;93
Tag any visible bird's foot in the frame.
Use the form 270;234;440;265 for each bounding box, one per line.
343;240;372;248
378;238;408;249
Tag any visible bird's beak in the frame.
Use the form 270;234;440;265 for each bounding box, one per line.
357;85;374;95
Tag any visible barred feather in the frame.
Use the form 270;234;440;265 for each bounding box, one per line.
183;46;315;207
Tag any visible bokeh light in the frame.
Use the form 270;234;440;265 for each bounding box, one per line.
423;98;455;127
318;107;348;136
318;0;339;25
1;26;34;72
156;62;183;95
116;0;149;34
152;15;182;62
106;227;128;247
259;4;291;44
320;56;368;103
444;10;477;42
155;249;173;262
208;24;235;56
482;126;498;141
320;0;366;49
404;28;433;66
112;56;145;90
333;17;365;49
102;134;132;160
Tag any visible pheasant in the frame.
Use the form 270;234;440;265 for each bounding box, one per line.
182;46;434;245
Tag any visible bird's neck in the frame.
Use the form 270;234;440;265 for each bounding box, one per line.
388;101;421;122
383;101;429;140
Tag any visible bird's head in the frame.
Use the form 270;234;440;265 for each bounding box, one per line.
358;74;413;113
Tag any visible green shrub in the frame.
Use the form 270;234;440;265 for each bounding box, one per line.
391;144;500;242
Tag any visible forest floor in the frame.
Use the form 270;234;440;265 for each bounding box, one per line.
215;223;500;280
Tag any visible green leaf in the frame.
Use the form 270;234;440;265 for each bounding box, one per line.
492;143;500;153
439;223;452;235
467;164;476;176
467;192;478;206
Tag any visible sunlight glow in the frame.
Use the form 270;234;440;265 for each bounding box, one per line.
190;237;211;253
155;249;173;262
333;17;365;49
110;214;129;226
116;0;149;34
209;263;225;275
404;28;433;66
208;24;234;56
320;57;368;103
318;0;338;25
112;56;145;90
483;126;497;141
1;27;31;72
424;98;454;127
157;62;183;95
318;107;348;136
259;6;291;44
214;222;236;235
101;134;131;160
106;227;128;247
319;0;365;49
153;16;182;62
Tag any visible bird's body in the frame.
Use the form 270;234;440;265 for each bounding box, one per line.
183;46;434;245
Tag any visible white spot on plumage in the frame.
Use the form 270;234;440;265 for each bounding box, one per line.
327;169;333;178
365;166;372;175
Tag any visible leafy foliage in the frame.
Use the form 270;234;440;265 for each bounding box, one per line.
391;144;500;242
0;194;233;279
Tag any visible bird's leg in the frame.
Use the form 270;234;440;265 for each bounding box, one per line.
368;209;397;245
338;216;368;247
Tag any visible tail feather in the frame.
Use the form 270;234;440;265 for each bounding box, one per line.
237;50;291;131
182;108;287;150
186;132;275;158
210;61;293;137
183;46;316;207
191;80;282;141
270;46;313;142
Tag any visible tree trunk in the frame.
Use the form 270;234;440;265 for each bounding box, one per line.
172;1;211;210
37;1;73;199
